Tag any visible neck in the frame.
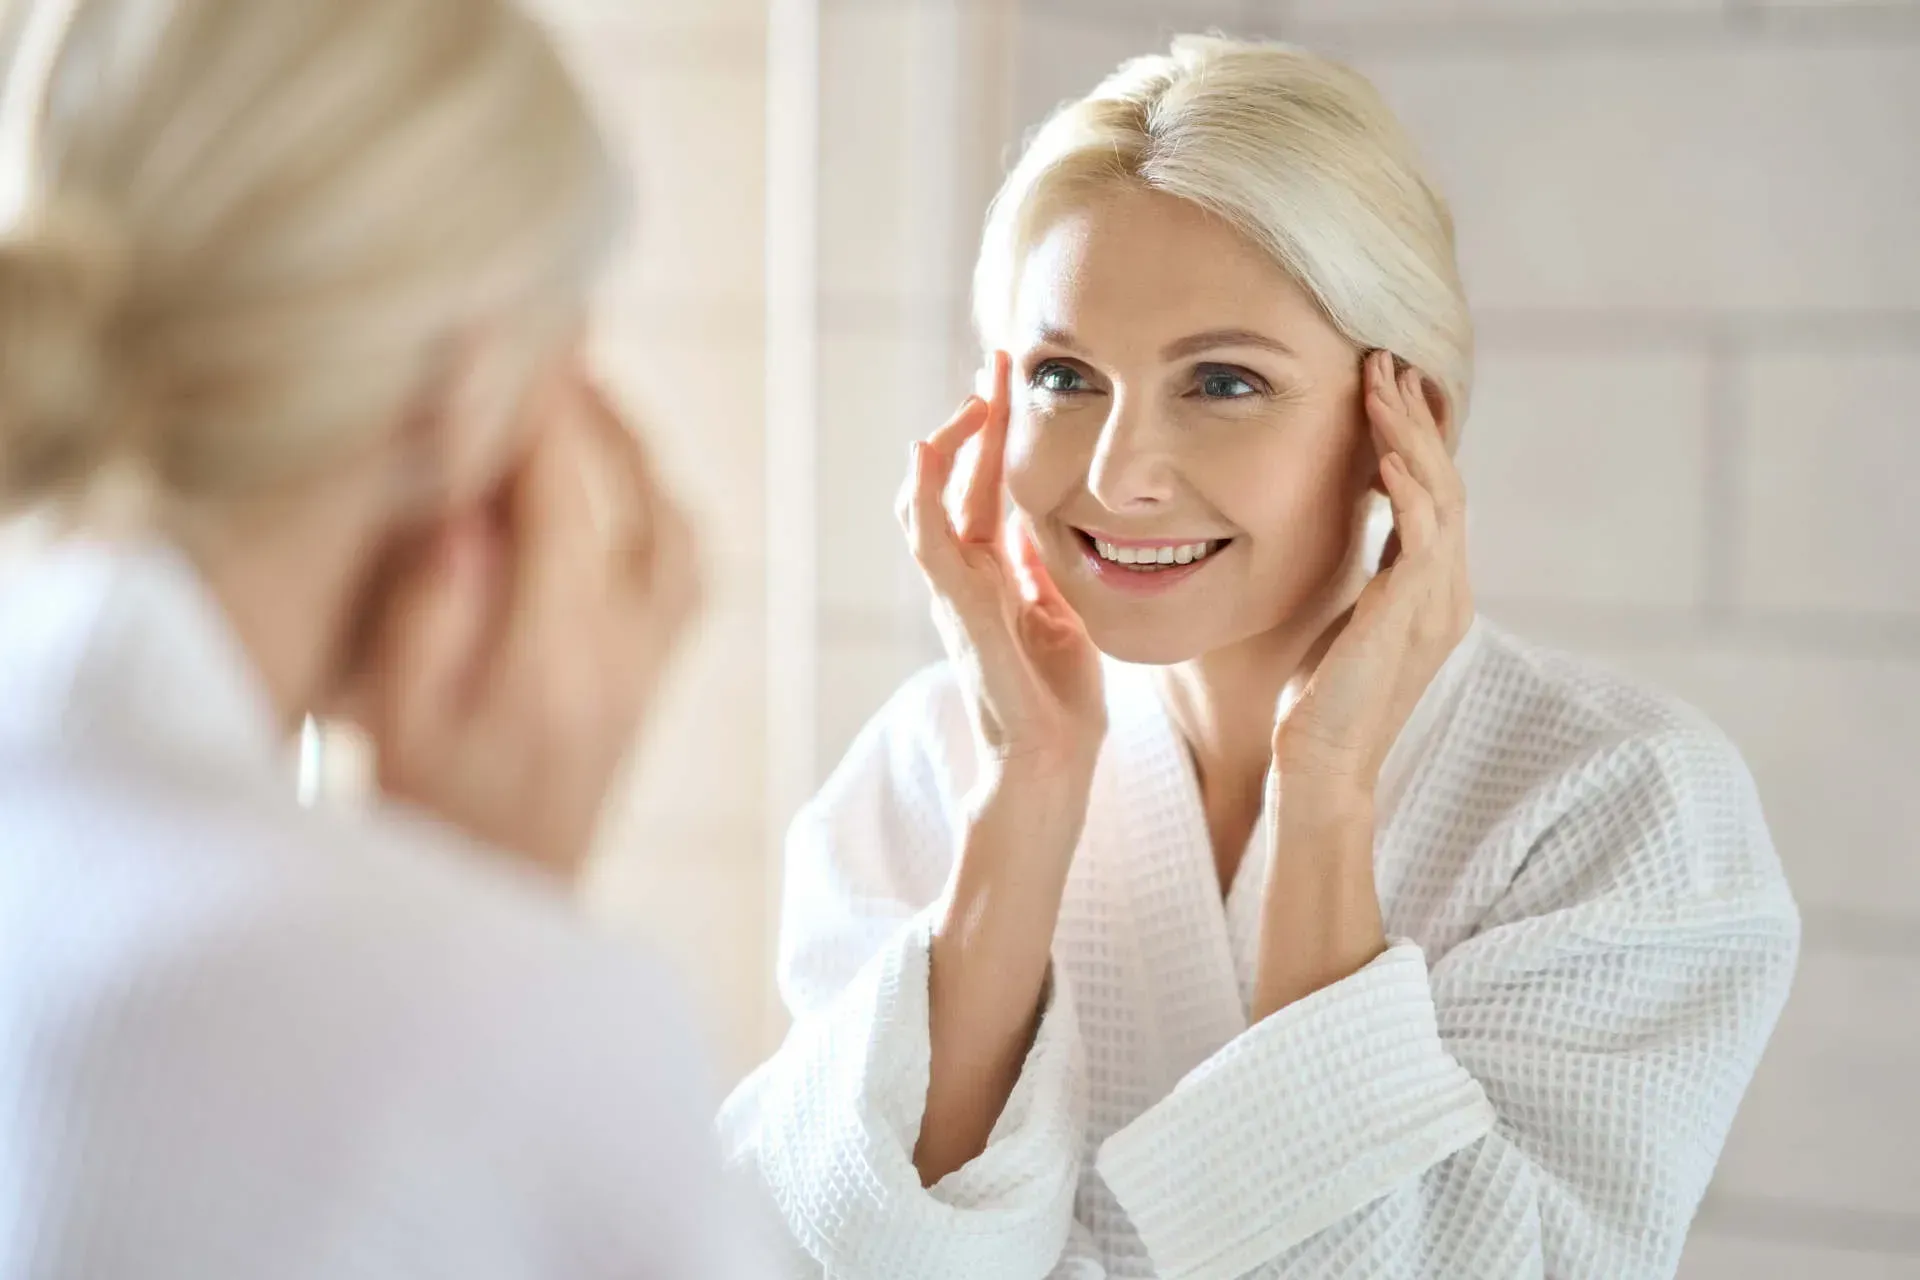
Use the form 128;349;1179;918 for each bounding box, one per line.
170;475;388;739
1154;559;1370;882
1157;606;1341;809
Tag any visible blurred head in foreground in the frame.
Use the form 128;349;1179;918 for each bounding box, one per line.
0;0;631;734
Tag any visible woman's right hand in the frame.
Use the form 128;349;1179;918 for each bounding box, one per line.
902;351;1106;1186
897;350;1106;795
345;364;702;881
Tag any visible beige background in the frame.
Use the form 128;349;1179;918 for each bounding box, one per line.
427;0;1920;1274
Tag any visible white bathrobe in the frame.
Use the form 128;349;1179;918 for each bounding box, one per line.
719;619;1800;1280
0;544;767;1279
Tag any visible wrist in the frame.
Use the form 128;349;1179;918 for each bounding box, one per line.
975;754;1096;831
1267;768;1374;834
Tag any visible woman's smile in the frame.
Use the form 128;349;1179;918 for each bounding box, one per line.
1070;526;1236;595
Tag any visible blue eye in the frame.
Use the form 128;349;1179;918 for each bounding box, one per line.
1195;366;1263;400
1032;361;1089;394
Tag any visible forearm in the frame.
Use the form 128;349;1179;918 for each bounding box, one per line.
917;771;1088;1186
1251;778;1388;1021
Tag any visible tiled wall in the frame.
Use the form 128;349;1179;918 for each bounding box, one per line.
805;0;1920;1272
806;0;1022;772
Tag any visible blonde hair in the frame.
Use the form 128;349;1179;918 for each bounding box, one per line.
974;35;1474;429
0;0;620;512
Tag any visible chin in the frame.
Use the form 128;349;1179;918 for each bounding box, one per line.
1081;618;1217;667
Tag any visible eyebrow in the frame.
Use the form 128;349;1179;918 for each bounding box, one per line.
1160;328;1299;362
1031;325;1298;362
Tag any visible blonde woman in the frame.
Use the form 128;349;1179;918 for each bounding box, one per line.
0;1;763;1275
722;37;1799;1280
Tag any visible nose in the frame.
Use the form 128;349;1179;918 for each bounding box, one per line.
1085;392;1177;513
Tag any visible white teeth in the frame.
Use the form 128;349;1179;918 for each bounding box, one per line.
1091;538;1220;567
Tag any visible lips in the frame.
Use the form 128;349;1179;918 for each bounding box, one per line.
1071;528;1233;596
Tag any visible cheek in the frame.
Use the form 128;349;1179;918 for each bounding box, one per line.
1004;411;1083;517
1207;431;1358;545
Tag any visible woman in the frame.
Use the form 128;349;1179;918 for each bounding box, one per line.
0;1;762;1275
721;36;1799;1280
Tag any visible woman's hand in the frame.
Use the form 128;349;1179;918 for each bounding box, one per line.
1274;350;1473;795
347;366;703;881
1252;350;1472;1019
898;350;1106;793
900;351;1105;1186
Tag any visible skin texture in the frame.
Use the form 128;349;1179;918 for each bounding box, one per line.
903;185;1472;1185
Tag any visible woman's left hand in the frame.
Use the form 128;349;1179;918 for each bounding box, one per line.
1273;350;1474;797
1253;351;1472;1018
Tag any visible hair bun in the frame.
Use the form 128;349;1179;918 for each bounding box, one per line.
0;194;134;504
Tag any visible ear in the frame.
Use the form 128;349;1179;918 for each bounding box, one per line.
413;319;585;520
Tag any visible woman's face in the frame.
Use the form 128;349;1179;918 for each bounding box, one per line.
1005;186;1379;666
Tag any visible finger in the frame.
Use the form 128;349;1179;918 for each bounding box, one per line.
927;395;989;458
904;440;965;580
1379;451;1440;560
373;516;498;761
958;352;1011;545
1368;355;1461;516
576;378;663;577
494;390;602;681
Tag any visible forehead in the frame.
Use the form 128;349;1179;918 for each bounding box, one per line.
1013;185;1341;358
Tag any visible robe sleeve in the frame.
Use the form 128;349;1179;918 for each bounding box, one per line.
1093;726;1800;1280
717;670;1091;1280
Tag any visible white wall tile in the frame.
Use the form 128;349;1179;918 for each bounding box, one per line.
1012;11;1181;140
816;332;971;621
591;326;767;576
816;631;941;782
1591;645;1920;925
1290;0;1718;17
1343;45;1920;311
1752;0;1920;8
819;1;975;302
613;603;767;852
1460;352;1709;607
1679;1234;1918;1280
1035;0;1248;22
535;0;766;35
1712;950;1920;1219
1737;352;1920;617
586;65;766;305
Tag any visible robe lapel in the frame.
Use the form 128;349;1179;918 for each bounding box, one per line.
1055;662;1248;1126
